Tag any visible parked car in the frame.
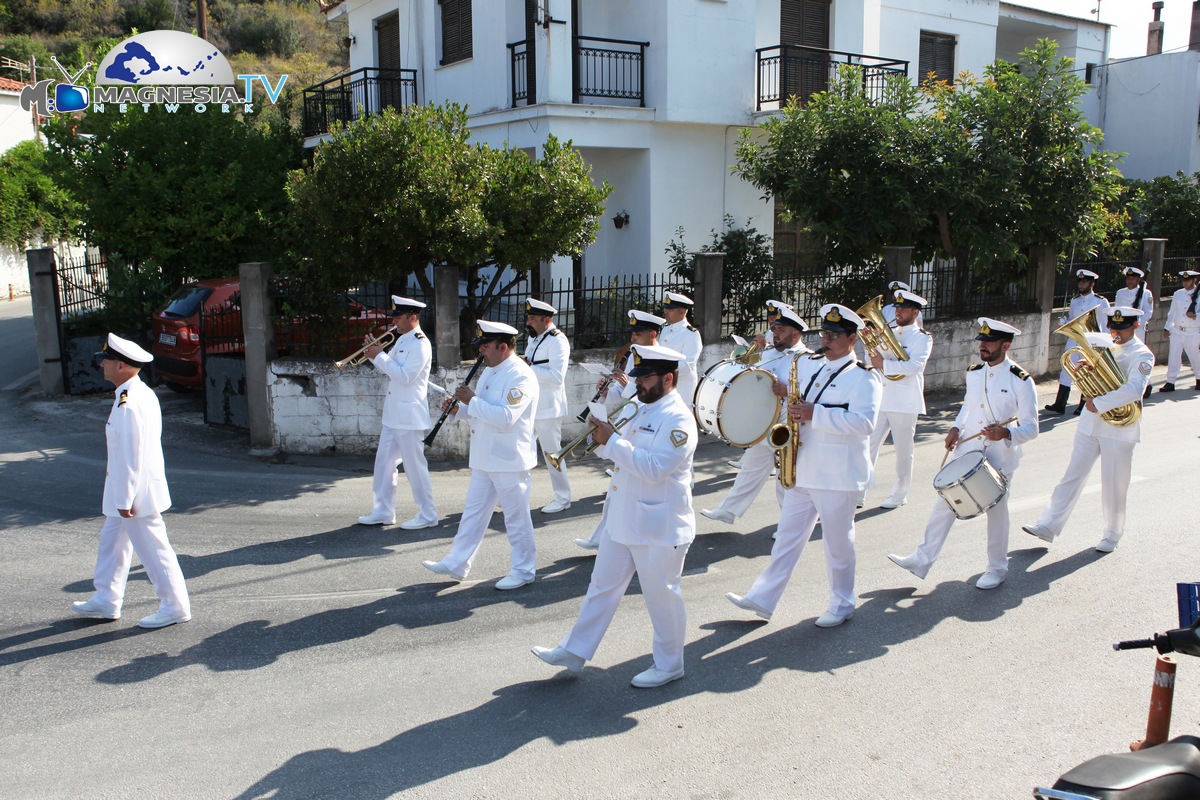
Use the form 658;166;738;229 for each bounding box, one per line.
151;278;391;391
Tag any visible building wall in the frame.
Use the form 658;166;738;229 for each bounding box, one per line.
1102;50;1200;181
0;91;37;154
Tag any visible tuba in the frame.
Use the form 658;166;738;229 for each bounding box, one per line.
1057;308;1141;427
769;352;803;488
855;295;908;381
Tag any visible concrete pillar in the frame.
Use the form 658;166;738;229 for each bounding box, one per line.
693;252;725;345
1144;238;1167;305
883;246;914;288
1029;244;1058;314
433;262;461;367
239;262;276;449
26;247;64;395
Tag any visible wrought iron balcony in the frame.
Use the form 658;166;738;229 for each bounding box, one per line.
756;45;908;111
302;67;418;138
506;35;648;109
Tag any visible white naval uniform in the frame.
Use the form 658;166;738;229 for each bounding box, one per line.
1114;285;1155;344
741;352;882;618
1035;337;1153;545
659;320;703;405
863;322;932;503
561;388;697;673
1164;286;1200;383
911;358;1039;577
1058;293;1111;386
710;342;810;519
443;355;540;580
368;327;436;524
88;375;190;618
524;324;571;504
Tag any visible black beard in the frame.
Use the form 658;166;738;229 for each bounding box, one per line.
637;380;666;405
524;325;537;338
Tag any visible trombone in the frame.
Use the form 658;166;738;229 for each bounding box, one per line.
334;330;396;370
547;399;639;470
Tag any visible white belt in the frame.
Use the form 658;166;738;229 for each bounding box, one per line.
1176;326;1200;333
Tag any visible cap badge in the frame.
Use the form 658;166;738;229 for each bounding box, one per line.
826;307;842;323
1113;310;1124;323
633;352;642;366
980;321;992;335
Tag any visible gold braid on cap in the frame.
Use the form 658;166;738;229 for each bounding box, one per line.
980;321;992;335
826;306;842;322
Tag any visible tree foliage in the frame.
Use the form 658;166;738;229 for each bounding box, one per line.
1117;172;1200;250
0;139;77;249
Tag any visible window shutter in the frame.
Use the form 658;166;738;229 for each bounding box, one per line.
919;32;955;84
376;13;400;71
440;0;472;65
781;0;828;48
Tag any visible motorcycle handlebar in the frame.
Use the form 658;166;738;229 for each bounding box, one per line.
1113;638;1156;651
1113;618;1200;658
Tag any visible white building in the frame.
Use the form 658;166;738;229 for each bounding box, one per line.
314;0;1110;283
0;75;40;296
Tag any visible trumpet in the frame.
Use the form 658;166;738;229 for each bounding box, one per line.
856;295;908;381
548;399;639;470
335;330;396;370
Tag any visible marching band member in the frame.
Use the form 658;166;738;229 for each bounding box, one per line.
533;344;697;688
725;304;882;628
860;289;932;510
735;300;793;469
659;292;702;406
700;305;811;526
358;296;438;530
1045;269;1109;415
1024;307;1154;553
888;318;1038;589
71;334;191;629
423;321;540;590
1114;266;1155;398
1160;269;1200;393
882;280;924;329
523;299;572;514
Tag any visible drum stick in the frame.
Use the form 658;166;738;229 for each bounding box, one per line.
940;416;1019;468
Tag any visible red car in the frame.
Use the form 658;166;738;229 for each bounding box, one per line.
151;277;391;391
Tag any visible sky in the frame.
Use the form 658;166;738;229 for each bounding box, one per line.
1010;0;1196;59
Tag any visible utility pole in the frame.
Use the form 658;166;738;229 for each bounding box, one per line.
197;0;208;41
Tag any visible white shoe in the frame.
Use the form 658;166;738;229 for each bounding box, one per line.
727;459;743;469
880;496;907;509
887;553;929;580
540;498;571;514
496;574;534;590
605;469;615;478
700;508;736;525
574;538;599;551
630;666;684;688
70;599;119;620
531;645;584;673
138;610;191;628
1022;523;1055;544
357;514;395;526
815;610;852;627
976;572;1006;590
726;592;772;620
422;560;465;581
1095;537;1119;553
399;517;438;530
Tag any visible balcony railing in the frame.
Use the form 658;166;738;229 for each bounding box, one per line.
302;67;418;137
574;36;648;106
756;45;908;111
507;39;534;107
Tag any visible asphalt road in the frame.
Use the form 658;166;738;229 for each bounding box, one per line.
1;308;1197;799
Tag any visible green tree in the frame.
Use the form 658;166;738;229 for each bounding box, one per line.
0;139;77;249
1118;172;1200;250
287;103;612;353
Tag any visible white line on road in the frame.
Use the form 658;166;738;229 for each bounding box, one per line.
3;369;39;392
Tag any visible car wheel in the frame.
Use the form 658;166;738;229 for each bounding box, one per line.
164;381;196;394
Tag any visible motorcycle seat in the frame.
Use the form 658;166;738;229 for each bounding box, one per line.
1053;736;1200;798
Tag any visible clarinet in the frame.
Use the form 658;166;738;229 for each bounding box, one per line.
578;344;632;422
423;353;486;447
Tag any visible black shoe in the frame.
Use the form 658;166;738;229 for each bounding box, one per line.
1195;380;1200;391
1043;384;1071;415
1072;400;1084;416
1144;384;1153;399
1160;383;1176;393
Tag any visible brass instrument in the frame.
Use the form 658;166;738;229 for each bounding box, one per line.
334;330;396;370
548;399;638;470
730;341;762;365
855;295;908;381
1057;308;1141;427
769;352;803;488
579;343;632;421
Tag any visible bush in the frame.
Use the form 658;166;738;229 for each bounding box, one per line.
222;3;302;59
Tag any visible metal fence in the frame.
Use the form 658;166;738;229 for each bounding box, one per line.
56;250;111;324
909;256;1036;322
574;36;648;106
1055;249;1200;307
302;67;419;138
755;46;908;111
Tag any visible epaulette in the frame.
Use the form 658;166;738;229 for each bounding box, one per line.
967;363;984;372
686;324;698;333
1010;364;1030;381
414;332;425;339
118;389;129;406
857;360;874;371
547;328;560;337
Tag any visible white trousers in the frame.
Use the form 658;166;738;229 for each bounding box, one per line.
444;469;536;580
534;417;571;502
372;426;437;523
913;468;1013;577
744;486;858;617
90;514;190;617
562;531;690;673
1166;330;1200;382
716;440;784;518
1036;432;1135;543
1133;325;1147;344
864;410;917;501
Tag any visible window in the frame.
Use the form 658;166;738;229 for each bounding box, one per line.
918;31;956;84
780;0;829;48
439;0;472;65
1085;62;1096;85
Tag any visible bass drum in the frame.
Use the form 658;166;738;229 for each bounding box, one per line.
693;361;781;448
933;451;1008;520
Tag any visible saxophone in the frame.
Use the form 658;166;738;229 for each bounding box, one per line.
769;352;804;488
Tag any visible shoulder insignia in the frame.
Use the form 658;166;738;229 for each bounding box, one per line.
686;324;698;333
118;389;129;406
414;332;425;340
507;388;524;406
670;429;688;448
857;360;874;371
1138;361;1152;376
547;328;560;337
967;363;984;372
1009;364;1030;381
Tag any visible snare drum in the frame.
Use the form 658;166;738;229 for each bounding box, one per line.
933;451;1008;520
693;361;781;447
